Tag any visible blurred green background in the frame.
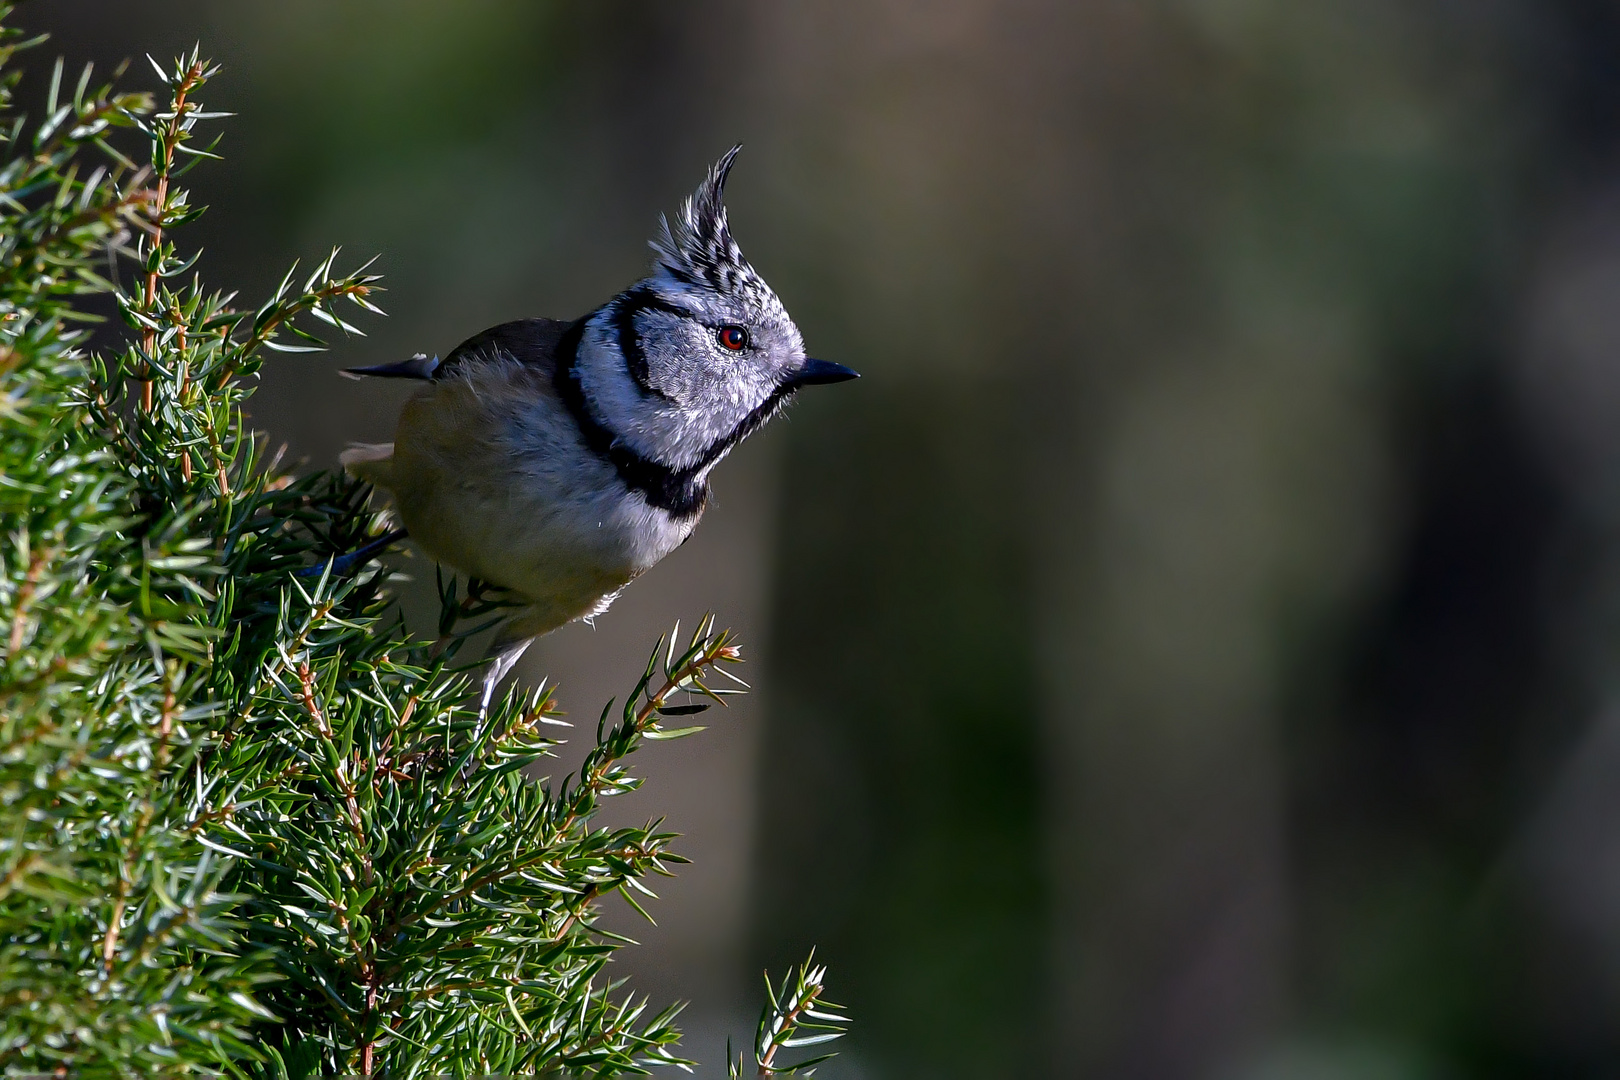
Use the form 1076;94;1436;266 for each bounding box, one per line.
37;1;1620;1076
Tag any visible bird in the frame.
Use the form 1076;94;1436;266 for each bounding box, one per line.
338;146;857;714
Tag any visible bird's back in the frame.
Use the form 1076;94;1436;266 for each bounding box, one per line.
434;318;576;384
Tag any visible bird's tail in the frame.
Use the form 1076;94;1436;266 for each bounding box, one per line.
340;442;395;488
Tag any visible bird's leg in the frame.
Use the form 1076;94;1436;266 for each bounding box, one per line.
479;636;534;720
300;528;409;578
461;636;534;779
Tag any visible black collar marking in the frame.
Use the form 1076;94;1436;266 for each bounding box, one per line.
554;314;800;520
555;317;707;518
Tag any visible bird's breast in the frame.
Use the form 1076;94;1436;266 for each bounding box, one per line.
386;364;699;614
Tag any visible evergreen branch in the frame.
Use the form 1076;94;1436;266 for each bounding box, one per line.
134;49;213;412
731;954;850;1078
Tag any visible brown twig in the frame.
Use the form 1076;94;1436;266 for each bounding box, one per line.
7;550;47;654
102;893;126;973
757;982;828;1077
137;60;208;413
102;803;155;976
297;660;328;736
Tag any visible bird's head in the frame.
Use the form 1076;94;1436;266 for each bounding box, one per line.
577;146;856;475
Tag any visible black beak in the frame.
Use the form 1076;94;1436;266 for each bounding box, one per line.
789;358;860;388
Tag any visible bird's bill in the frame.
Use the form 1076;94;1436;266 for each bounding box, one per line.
789;358;860;388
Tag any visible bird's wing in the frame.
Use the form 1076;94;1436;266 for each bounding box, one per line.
343;353;441;379
343;318;580;384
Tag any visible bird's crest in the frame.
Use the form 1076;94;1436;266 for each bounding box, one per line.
652;145;758;295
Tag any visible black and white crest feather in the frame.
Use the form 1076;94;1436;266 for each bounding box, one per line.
651;144;757;294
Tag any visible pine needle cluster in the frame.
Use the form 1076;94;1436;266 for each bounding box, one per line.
0;19;845;1078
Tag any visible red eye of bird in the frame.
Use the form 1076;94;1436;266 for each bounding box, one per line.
718;325;749;351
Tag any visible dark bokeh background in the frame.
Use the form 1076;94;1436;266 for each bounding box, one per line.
37;1;1620;1076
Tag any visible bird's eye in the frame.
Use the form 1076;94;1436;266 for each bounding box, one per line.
717;325;749;351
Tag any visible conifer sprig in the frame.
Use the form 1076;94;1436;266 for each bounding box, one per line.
730;954;850;1077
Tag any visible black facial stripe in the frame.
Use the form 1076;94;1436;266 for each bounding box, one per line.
692;382;796;472
555;316;709;519
627;288;699;323
613;295;659;399
614;287;702;401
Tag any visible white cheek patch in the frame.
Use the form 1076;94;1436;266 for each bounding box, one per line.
638;318;713;401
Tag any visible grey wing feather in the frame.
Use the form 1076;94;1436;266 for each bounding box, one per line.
341;318;578;383
343;353;441;380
